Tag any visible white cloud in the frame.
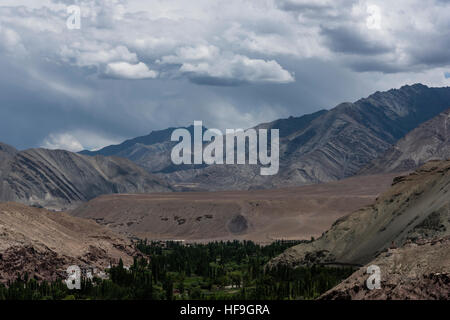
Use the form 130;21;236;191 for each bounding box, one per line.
167;45;220;62
104;61;158;79
0;26;21;47
41;133;84;152
41;130;123;152
0;24;26;54
60;44;138;68
161;45;294;84
197;100;285;131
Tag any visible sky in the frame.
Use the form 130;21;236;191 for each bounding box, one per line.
0;0;449;151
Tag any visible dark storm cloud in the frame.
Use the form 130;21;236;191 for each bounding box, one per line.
277;0;332;11
344;58;405;74
321;27;392;55
409;33;450;67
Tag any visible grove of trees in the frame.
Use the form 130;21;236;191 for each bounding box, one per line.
0;240;354;300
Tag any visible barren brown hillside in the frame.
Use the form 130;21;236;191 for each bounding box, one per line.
0;202;136;283
71;173;397;243
269;160;450;268
320;236;450;300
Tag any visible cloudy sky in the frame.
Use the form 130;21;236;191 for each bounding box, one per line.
0;0;449;151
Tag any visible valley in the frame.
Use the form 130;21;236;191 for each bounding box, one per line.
70;173;397;243
0;84;449;300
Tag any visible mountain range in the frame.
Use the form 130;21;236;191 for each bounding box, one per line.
361;107;450;174
2;83;450;209
1;83;450;298
0;144;171;210
81;84;450;191
80;125;208;174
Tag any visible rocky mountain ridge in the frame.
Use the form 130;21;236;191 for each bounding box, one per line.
82;84;450;190
0;146;171;210
362;107;450;174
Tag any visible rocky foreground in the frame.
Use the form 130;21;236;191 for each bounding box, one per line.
0;202;136;283
320;236;450;299
266;160;450;299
